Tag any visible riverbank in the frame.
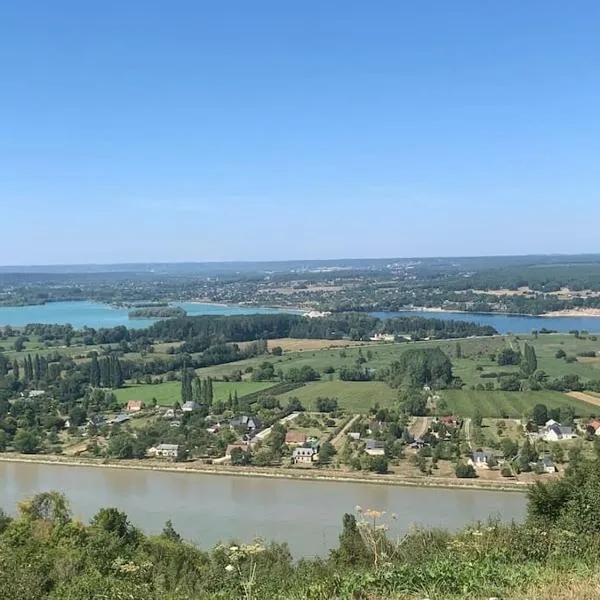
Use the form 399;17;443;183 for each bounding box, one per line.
542;308;600;318
0;453;529;493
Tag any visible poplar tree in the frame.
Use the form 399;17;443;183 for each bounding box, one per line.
27;355;34;382
99;358;110;388
181;369;193;404
13;360;19;380
90;354;100;387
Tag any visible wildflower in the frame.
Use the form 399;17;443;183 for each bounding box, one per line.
355;505;363;513
225;564;235;573
229;545;239;552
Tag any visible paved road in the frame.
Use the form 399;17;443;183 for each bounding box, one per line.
332;414;361;449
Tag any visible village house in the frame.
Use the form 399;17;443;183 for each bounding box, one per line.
285;431;306;445
347;432;361;441
369;333;395;342
293;447;317;464
87;415;106;428
541;456;557;473
586;419;600;436
544;422;574;442
365;439;385;456
228;415;263;432
111;413;131;425
127;400;144;412
469;451;493;468
182;401;200;412
28;390;45;399
149;443;180;459
438;415;460;427
163;408;175;419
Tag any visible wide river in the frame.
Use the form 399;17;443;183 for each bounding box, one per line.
0;301;598;333
371;310;600;334
0;462;527;557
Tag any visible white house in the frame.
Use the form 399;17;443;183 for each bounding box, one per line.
544;423;574;442
469;451;493;468
149;443;180;458
293;447;317;464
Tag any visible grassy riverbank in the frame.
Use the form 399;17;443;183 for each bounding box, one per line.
0;452;529;492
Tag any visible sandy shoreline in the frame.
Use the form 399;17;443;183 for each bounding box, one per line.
541;308;600;318
0;453;529;493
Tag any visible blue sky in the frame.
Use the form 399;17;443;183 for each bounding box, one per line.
2;1;599;265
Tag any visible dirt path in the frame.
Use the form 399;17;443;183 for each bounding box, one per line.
332;414;360;449
463;418;473;449
567;391;600;407
409;417;430;439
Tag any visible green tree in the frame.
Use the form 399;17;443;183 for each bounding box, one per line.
455;462;477;478
161;519;182;542
455;342;462;359
317;441;336;465
12;359;19;380
13;429;40;454
521;343;538;376
181;369;193;404
330;513;370;566
532;403;549;426
89;353;100;387
370;456;389;474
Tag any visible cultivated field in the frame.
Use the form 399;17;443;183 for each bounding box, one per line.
439;389;597;419
567;391;600;408
253;338;372;352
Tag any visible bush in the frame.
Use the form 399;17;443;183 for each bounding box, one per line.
501;466;513;477
555;349;566;359
455;462;477;478
370;456;389;474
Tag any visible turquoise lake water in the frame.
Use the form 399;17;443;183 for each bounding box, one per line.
0;301;598;333
0;301;289;329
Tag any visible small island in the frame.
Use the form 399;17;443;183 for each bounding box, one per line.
128;306;186;319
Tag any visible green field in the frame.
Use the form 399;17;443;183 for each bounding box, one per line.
439;389;598;419
275;380;398;412
113;381;275;406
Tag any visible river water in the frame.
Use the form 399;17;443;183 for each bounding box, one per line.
371;310;600;334
0;462;527;557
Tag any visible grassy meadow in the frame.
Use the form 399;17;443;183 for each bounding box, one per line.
113;380;275;406
276;380;399;412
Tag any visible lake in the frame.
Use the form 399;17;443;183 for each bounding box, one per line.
0;462;527;557
371;310;600;334
0;301;291;330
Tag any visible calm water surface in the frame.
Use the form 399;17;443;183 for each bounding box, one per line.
372;310;600;334
0;301;290;329
0;462;527;557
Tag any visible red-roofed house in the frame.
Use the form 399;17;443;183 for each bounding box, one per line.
127;400;144;412
285;431;306;445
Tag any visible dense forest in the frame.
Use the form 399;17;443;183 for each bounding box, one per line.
3;455;600;599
